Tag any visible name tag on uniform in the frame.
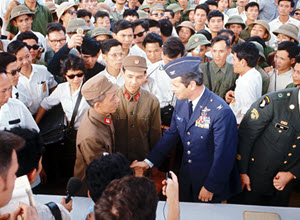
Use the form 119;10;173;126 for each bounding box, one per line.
176;115;183;122
275;123;288;131
9;119;21;125
195;116;210;129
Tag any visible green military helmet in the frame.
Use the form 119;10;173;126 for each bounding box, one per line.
137;10;149;20
150;3;165;13
187;34;211;52
249;41;266;60
56;2;78;23
91;27;113;38
248;20;271;41
9;5;35;24
67;18;90;33
166;3;184;13
139;4;150;11
225;15;246;29
273;24;299;44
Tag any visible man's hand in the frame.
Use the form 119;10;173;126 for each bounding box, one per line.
130;160;149;177
225;90;235;104
0;214;10;220
198;186;214;202
61;197;72;212
67;34;84;49
273;171;294;191
240;173;251;191
11;202;40;220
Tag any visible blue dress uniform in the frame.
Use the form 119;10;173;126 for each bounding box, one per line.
147;57;241;202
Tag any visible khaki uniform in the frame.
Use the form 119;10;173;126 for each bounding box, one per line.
200;61;238;100
74;107;115;182
112;86;162;162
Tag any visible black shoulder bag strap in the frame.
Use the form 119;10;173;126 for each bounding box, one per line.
69;88;83;130
45;202;62;220
206;62;212;91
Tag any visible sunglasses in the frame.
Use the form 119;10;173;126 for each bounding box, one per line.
68;10;78;15
66;73;84;79
152;12;165;17
134;31;145;38
27;44;39;50
7;66;21;76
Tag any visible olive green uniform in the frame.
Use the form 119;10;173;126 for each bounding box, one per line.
255;65;270;95
200;61;238;100
236;88;300;206
112;86;162;162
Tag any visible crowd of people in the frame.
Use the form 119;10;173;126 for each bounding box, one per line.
0;0;300;219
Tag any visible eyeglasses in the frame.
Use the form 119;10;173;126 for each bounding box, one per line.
27;44;39;50
7;66;21;76
152;12;165;17
134;31;145;38
67;10;78;16
49;38;66;45
107;52;125;58
295;12;300;16
66;73;84;79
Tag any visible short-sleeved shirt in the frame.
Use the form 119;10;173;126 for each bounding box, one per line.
267;68;293;93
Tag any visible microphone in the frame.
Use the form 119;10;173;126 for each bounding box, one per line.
65;177;83;203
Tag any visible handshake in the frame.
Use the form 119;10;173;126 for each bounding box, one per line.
130;160;150;177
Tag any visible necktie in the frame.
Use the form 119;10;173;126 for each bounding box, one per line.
188;101;193;119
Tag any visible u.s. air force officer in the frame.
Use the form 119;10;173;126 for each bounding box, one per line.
131;57;241;202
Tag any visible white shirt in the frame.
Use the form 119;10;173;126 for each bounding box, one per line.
18;64;57;114
98;68;125;86
131;44;152;67
0;98;39;131
40;82;89;130
267;68;293;93
12;85;32;108
226;8;247;22
146;60;176;108
230;68;262;124
36;202;71;220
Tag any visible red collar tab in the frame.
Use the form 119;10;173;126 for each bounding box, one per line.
124;90;140;102
104;117;111;125
124;90;131;100
134;92;140;102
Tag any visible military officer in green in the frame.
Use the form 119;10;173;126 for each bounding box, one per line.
200;35;238;100
233;86;300;206
112;56;162;165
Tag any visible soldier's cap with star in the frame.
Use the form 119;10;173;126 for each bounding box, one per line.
9;5;35;23
122;56;147;72
82;74;119;101
187;34;211;52
163;57;203;79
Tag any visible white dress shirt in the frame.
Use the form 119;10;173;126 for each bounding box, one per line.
230;68;262;124
0;98;39;131
98;68;125;86
12;85;32;108
267;68;293;93
40;82;89;130
18;64;57;114
226;8;247;21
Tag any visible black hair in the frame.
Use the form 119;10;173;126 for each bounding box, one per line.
113;20;133;34
181;68;204;87
197;29;212;41
159;19;173;37
278;0;294;7
16;31;39;43
163;36;185;58
123;9;139;18
7;40;29;55
77;36;102;57
94;10;110;21
46;22;66;35
0;17;2;27
208;10;224;21
164;9;174;18
0;52;17;70
245;2;259;11
86;153;133;202
77;9;92;19
211;35;231;48
205;0;218;7
7;128;43;177
132;20;149;32
102;39;122;54
0;131;24;177
195;3;209;15
295;55;300;63
246;36;266;49
0;66;6;74
218;29;235;45
142;32;163;47
232;41;259;67
60;54;87;76
148;19;161;28
278;41;299;59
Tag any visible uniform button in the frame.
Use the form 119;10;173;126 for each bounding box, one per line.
201;136;203;139
188;159;192;164
279;130;282;133
187;132;191;135
293;145;297;148
130;112;133;115
284;161;287;164
130;124;134;128
251;158;254;161
187;141;190;146
288;153;292;156
187;150;191;155
297;136;300;139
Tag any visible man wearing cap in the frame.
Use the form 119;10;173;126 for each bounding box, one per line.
74;74;120;191
91;27;113;43
150;3;165;21
200;35;238;100
187;34;211;63
57;2;78;30
66;18;91;38
232;85;300;206
112;56;161;164
225;15;246;46
6;0;53;37
176;21;195;50
273;24;299;45
166;4;183;27
131;56;241;202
